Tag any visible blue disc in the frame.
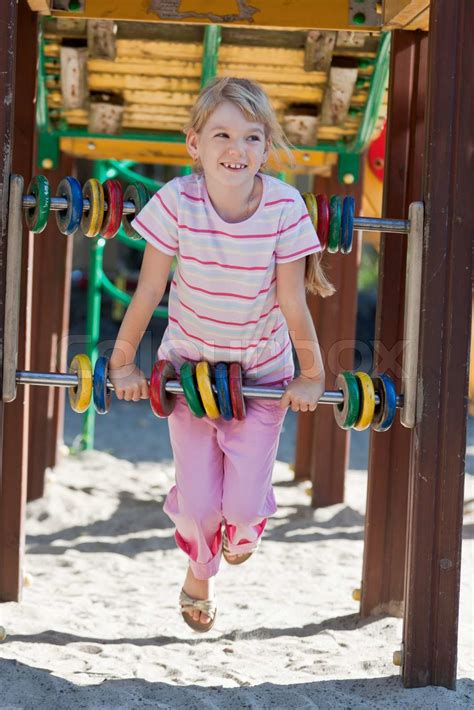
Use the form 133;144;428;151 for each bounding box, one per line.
341;196;355;254
93;355;111;415
215;363;233;420
55;176;83;235
372;373;396;432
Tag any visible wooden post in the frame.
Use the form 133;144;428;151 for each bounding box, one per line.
360;30;428;617
293;168;362;507
402;0;473;688
27;153;74;502
0;0;30;603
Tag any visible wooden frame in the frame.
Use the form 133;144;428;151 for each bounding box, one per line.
0;0;471;691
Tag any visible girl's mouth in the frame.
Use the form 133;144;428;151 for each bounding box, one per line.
221;163;247;171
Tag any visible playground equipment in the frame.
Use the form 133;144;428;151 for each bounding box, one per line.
0;0;471;693
5;172;423;430
12;355;401;433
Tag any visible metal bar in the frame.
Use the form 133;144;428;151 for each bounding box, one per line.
82;171;104;450
353;217;409;233
2;175;24;403
22;195;137;214
14;370;405;408
347;32;391;154
201;25;221;88
400;202;424;428
21;194;411;233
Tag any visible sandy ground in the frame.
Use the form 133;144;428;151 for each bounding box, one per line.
0;400;472;708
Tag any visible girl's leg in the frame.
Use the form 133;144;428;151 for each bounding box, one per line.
218;399;287;556
165;396;224;580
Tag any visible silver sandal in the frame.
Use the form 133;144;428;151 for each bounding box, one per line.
222;530;254;566
180;589;217;632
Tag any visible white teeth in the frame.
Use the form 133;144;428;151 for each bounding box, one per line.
223;163;246;169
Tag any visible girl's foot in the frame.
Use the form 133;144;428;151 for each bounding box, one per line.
182;566;215;626
222;530;254;565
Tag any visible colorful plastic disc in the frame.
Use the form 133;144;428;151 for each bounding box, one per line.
333;371;360;429
353;371;376;431
180;362;205;418
372;373;397;432
68;353;93;413
328;195;342;254
122;182;149;239
302;192;318;231
215;362;233;421
196;361;220;419
341;196;355;255
55;176;83;235
25;175;51;233
100;178;123;239
81;178;105;237
316;194;330;250
149;359;177;417
229;362;246;420
93;355;111;415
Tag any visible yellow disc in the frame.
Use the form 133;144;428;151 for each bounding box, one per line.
302;192;318;230
196;361;220;419
354;371;376;430
68;354;93;413
81;178;105;237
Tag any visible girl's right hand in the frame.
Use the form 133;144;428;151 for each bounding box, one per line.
108;362;149;401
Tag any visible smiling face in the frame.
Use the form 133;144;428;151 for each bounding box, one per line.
186;101;270;187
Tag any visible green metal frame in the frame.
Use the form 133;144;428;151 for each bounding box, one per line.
80;161;166;450
37;19;391;177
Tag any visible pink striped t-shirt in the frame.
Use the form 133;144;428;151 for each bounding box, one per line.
131;172;321;386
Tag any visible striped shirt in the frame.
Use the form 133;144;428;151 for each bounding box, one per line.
131;172;321;385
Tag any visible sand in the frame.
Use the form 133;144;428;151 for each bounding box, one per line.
0;436;472;709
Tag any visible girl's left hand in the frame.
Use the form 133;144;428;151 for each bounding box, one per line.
280;375;325;412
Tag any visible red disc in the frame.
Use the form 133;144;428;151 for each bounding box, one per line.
229;362;246;420
149;360;177;417
316;194;330;250
100;179;123;239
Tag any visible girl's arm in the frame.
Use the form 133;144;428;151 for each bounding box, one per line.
109;244;174;399
276;258;325;412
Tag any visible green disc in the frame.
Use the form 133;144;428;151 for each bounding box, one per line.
25;175;51;233
328;195;342;254
180;362;206;418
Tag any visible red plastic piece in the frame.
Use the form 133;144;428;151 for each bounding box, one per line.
368;120;386;182
316;194;330;249
100;179;124;239
149;360;177;417
229;362;246;420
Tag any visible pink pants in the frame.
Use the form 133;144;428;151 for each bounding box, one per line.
164;394;287;579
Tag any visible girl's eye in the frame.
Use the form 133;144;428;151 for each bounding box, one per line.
248;135;260;141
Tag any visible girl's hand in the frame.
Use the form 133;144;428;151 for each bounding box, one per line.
280;375;325;412
108;362;149;402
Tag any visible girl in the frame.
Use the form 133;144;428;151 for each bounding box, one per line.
109;77;334;633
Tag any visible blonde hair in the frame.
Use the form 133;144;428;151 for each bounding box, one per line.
184;77;335;299
183;76;295;170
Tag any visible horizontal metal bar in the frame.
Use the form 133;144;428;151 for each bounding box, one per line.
353;217;410;234
22;195;410;233
22;195;136;215
15;370;403;407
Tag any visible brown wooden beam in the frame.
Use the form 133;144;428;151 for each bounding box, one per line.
293;168;362;508
402;0;473;689
360;30;428;618
0;0;28;603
